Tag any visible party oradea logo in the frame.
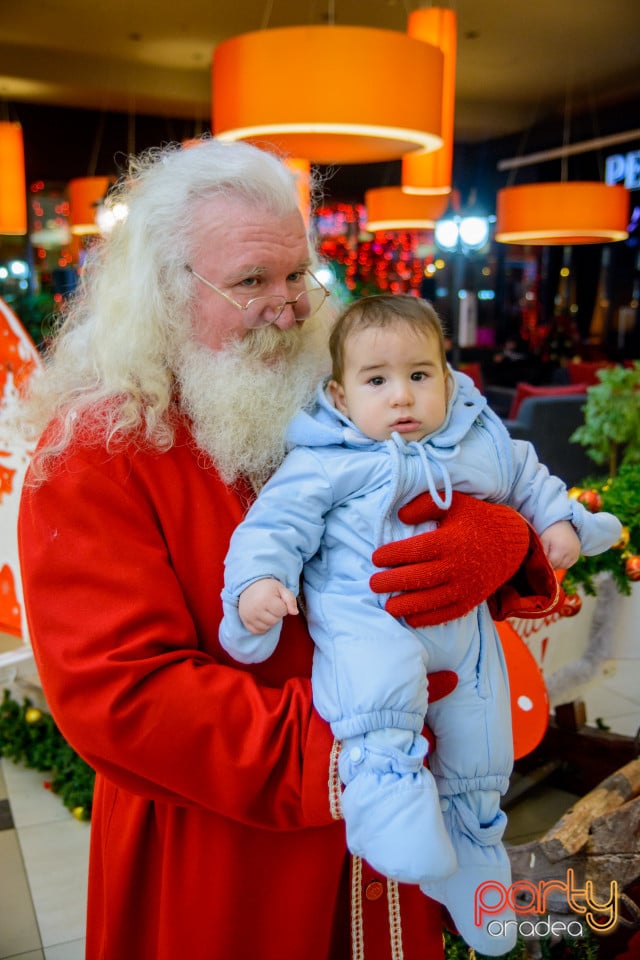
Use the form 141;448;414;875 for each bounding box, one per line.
475;869;624;940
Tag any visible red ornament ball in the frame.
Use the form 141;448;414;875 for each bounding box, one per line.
559;592;583;617
576;489;603;512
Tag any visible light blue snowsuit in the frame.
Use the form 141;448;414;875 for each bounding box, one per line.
220;370;620;954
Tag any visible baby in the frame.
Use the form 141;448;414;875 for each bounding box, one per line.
220;294;621;955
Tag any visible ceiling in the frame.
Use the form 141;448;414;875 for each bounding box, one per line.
1;0;640;146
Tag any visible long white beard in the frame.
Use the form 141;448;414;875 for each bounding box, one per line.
176;322;328;490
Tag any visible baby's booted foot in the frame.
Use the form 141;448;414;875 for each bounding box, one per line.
341;768;457;884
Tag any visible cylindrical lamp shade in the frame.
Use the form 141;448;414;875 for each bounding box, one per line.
365;187;450;232
402;8;457;196
0;122;27;236
68;176;111;235
495;182;630;245
213;26;444;164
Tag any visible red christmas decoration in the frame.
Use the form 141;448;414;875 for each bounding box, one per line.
315;202;434;297
576;489;603;512
559;592;583;617
494;620;550;759
0;564;22;637
624;555;640;582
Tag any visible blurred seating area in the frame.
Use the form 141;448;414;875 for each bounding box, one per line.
457;350;639;488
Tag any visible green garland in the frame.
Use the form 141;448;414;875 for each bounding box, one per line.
444;928;599;958
561;462;640;598
0;690;94;820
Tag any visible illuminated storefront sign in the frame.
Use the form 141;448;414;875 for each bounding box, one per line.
605;149;640;190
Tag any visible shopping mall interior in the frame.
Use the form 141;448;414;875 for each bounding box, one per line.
1;3;640;959
2;0;640;370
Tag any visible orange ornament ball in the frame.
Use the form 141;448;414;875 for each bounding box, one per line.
613;526;630;550
625;556;640;582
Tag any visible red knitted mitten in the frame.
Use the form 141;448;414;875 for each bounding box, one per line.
370;491;532;627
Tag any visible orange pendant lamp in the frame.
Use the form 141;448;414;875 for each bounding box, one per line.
283;157;311;227
212;25;444;165
402;8;457;196
0;122;27;235
68;176;112;235
365;187;450;232
495;181;630;245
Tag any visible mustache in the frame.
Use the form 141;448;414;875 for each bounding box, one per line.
233;324;305;363
175;327;322;490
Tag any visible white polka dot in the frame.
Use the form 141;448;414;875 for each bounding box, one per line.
518;695;534;712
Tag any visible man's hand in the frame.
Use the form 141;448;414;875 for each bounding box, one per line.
238;578;298;635
370;492;532;627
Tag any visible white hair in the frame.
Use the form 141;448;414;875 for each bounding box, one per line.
20;138;320;479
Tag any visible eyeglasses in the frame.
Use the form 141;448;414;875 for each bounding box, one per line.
185;265;330;326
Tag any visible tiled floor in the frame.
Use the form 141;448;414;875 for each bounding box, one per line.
0;757;89;960
0;742;579;960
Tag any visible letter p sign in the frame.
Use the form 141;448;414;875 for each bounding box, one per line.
474;881;508;927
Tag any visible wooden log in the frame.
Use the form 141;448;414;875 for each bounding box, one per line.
509;842;640;906
582;853;640;895
540;758;640;863
509;761;640;924
587;794;640;856
509;839;579;888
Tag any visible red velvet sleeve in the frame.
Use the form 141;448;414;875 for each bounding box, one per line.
18;439;336;830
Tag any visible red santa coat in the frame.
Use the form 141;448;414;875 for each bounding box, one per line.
18;417;444;960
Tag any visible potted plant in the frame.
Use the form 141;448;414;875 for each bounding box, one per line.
570;361;640;479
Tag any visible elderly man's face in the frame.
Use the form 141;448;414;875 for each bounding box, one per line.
188;196;312;352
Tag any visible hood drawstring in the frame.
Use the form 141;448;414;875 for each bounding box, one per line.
391;433;459;511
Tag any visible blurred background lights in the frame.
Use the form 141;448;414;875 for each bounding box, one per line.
434;218;460;251
9;260;29;277
458;216;490;250
95;201;128;234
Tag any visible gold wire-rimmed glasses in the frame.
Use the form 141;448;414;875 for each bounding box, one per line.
185;265;329;326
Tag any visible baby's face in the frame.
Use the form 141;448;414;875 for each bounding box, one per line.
329;325;450;442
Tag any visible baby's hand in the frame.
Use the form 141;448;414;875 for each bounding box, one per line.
238;578;298;635
539;520;581;570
